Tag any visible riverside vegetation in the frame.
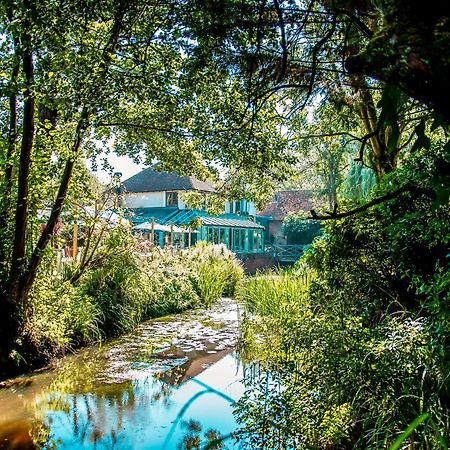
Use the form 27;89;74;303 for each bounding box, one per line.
16;229;243;375
236;171;450;448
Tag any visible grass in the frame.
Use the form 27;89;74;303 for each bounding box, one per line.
25;239;244;362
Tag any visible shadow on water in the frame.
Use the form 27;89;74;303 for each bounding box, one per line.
0;299;246;450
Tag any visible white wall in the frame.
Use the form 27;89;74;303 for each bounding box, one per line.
124;191;166;208
178;195;187;209
247;202;257;216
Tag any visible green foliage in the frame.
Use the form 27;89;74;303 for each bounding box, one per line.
240;269;310;318
237;162;449;448
25;232;244;360
185;241;244;305
341;159;376;200
282;214;322;246
27;279;101;356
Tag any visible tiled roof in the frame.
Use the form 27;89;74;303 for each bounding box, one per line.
122;169;216;193
258;190;314;220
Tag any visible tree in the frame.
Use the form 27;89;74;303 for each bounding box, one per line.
0;0;291;368
177;0;450;198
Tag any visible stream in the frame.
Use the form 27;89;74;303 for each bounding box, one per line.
0;299;246;449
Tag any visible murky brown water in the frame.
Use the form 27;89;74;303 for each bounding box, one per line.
0;299;245;449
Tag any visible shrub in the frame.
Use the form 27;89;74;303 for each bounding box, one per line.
186;242;244;300
237;192;450;448
24;232;244;363
27;278;101;357
282;214;322;245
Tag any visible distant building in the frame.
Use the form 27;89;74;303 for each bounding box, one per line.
257;190;313;245
121;169;264;254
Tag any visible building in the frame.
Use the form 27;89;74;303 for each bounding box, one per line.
257;190;314;245
121;168;264;254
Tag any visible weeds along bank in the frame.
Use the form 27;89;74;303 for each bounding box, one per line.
237;196;449;449
23;226;243;367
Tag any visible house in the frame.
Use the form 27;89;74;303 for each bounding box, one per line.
121;168;265;254
257;190;314;245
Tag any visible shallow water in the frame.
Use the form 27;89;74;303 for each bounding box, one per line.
0;299;245;449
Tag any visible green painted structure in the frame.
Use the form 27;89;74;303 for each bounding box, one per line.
128;207;264;254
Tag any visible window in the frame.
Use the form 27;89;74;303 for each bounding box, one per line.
232;229;246;252
166;192;178;206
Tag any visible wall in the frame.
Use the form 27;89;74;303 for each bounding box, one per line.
225;200;257;217
269;220;286;245
238;253;278;274
124;192;166;208
177;195;187;209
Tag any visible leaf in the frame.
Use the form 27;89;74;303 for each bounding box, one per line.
411;120;431;152
388;413;430;450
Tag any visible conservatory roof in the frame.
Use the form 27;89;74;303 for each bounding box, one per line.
167;209;264;229
199;215;264;229
127;207;178;224
126;207;264;230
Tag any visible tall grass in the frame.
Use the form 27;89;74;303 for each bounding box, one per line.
25;237;244;360
241;268;311;317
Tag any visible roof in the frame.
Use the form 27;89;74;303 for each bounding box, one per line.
133;222;184;233
127;207;264;230
126;207;178;224
168;209;264;229
258;190;314;220
122;169;216;193
200;215;264;229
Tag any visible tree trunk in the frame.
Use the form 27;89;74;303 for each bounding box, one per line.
8;33;35;307
351;76;398;180
0;58;20;226
18;0;127;300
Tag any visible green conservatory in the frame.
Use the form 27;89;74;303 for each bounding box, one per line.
201;218;264;253
130;207;265;254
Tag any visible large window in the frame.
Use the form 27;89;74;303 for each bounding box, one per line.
206;227;228;245
252;230;263;252
166;191;178;206
232;229;246;252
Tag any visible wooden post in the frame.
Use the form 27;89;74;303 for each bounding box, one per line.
188;228;191;248
170;224;173;246
151;219;154;244
73;219;78;260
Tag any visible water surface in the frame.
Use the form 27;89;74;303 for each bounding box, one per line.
0;299;244;449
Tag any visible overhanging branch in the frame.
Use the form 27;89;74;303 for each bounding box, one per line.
310;184;436;220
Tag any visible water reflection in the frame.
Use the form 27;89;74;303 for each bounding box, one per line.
0;300;244;449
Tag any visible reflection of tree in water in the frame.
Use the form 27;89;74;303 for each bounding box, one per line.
177;419;226;450
25;345;238;449
233;366;300;450
233;330;303;450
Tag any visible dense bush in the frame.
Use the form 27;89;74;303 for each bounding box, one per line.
282;214;322;245
25;230;244;362
237;191;450;449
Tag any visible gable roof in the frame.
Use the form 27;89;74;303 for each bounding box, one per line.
122;169;216;194
258;190;314;220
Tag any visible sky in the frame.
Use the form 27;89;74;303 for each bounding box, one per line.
88;153;145;184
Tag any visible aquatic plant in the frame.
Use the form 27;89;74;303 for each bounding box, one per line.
25;235;244;362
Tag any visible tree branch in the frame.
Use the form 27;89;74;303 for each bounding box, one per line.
310;184;436;220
